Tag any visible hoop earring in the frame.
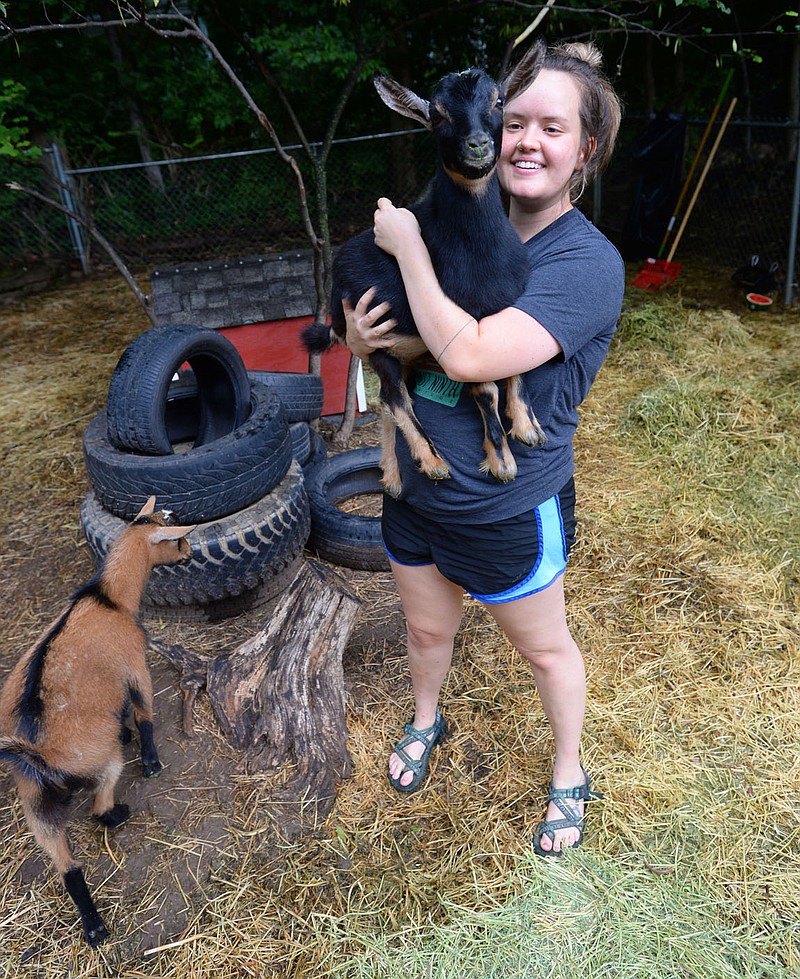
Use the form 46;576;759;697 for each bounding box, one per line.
572;170;587;203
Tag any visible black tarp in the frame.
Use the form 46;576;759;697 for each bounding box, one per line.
621;112;687;261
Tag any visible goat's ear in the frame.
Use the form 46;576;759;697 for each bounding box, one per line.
500;36;547;105
135;496;157;520
148;524;196;544
373;72;432;130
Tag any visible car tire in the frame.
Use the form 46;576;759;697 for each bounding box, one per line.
80;461;310;620
247;370;324;423
106;323;251;455
305;446;389;572
83;382;292;524
289;422;312;465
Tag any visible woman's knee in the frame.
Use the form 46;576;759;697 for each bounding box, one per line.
516;629;582;671
406;616;460;652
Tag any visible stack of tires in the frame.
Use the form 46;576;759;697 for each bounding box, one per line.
81;324;326;622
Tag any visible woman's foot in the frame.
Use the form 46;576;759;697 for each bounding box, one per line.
388;709;447;793
533;765;603;856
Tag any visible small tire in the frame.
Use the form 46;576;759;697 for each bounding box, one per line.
80;461;311;618
247;370;324;423
106;324;251;455
289;422;312;465
303;428;328;469
305;446;389;571
141;557;305;623
83;382;292;524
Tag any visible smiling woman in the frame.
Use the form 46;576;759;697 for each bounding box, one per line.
345;39;625;858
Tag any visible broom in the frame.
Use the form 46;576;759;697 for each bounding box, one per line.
632;78;737;292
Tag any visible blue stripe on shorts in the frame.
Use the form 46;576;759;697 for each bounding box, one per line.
381;482;574;603
469;494;567;604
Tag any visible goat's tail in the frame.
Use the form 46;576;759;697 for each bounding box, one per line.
300;320;339;354
0;736;70;790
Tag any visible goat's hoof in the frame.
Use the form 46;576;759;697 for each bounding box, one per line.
142;757;163;778
84;920;110;947
94;803;130;828
480;459;517;483
421;463;451;481
513;425;547;447
381;479;403;499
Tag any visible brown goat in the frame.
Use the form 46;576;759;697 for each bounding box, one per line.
0;496;194;947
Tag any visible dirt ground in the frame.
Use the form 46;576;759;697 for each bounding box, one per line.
3;495;402;958
0;260;793;962
0;269;403;957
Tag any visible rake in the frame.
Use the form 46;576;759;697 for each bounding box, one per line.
632;86;737;292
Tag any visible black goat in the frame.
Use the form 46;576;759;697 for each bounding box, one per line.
303;42;546;497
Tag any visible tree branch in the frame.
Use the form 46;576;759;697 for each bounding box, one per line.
7;181;155;323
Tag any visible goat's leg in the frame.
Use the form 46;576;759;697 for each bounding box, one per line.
19;787;109;947
504;374;546;446
90;753;129;827
63;866;110;947
470;382;518;482
371;352;450;492
380;405;404;499
128;678;162;777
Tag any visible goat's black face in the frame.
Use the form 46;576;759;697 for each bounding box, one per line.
430;69;504;181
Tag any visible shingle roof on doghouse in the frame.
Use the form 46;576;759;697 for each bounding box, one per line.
151;251;317;328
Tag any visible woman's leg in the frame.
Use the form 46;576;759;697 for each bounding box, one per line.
487;576;588;852
388;559;465;787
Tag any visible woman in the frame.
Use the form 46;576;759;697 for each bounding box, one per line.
345;41;624;856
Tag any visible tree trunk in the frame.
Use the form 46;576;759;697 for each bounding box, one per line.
152;560;362;811
106;25;165;192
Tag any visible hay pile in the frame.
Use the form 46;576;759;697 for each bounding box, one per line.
0;265;797;977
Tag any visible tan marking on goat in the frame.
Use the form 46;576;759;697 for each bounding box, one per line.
384;334;429;365
433;100;453;123
379;406;404;500
504;374;547;447
380;374;450;496
442;167;495;195
471;381;518;482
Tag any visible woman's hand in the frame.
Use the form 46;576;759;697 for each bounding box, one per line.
343;286;398;360
373;197;422;259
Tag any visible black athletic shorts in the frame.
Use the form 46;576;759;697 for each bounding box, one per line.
381;477;576;603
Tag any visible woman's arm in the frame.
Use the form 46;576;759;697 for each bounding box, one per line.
370;198;561;382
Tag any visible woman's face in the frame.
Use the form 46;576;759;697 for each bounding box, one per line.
499;68;588;215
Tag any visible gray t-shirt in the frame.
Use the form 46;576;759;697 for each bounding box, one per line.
392;208;625;523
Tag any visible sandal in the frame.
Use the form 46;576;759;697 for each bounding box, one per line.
532;766;603;858
388;708;447;793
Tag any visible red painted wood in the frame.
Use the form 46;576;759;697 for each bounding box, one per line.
218;317;351;416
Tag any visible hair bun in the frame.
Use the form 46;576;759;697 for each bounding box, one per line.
552;41;603;70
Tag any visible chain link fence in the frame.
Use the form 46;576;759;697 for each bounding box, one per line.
1;117;798;302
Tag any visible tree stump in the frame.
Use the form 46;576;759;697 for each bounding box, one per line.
152;559;362;809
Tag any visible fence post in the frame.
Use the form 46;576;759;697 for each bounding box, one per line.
48;143;89;274
784;127;800;307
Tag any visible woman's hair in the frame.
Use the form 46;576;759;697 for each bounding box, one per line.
540;40;623;200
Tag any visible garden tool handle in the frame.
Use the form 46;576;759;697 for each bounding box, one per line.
667;96;738;264
657;68;735;258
